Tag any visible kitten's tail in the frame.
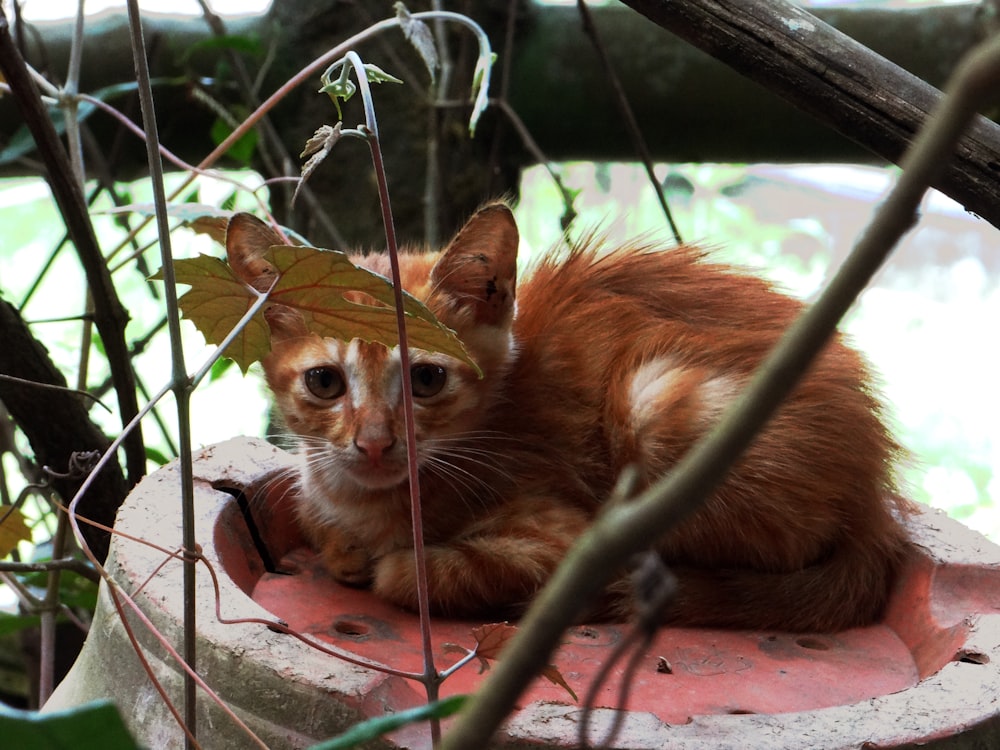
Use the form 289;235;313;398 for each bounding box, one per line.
652;530;911;632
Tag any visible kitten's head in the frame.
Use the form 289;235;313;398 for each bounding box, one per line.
225;204;518;493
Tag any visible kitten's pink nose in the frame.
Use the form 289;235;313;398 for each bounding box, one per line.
353;432;396;464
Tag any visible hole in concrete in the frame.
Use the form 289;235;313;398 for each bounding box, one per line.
565;625;619;647
954;649;990;665
728;709;755;715
795;637;830;651
216;484;281;574
332;619;371;638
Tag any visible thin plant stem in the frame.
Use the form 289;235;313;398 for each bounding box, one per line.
439;29;1000;750
344;49;442;741
123;1;198;744
60;407;270;748
200;558;426;680
423;0;454;247
62;0;87;186
0;557;97;578
490;98;577;229
65;279;274;531
104;572;271;750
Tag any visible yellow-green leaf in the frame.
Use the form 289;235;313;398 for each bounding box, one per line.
265;246;477;371
0;508;32;558
152;254;270;372
154;244;478;374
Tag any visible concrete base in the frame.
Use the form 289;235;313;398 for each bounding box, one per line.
45;437;1000;749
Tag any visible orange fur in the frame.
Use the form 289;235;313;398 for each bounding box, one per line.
226;205;911;632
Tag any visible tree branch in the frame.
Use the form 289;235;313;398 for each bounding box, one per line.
0;299;127;562
0;8;145;490
616;0;1000;227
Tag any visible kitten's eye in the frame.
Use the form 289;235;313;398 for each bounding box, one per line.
410;363;447;398
304;366;346;400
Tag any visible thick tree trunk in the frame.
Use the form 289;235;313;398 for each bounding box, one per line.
0;299;126;561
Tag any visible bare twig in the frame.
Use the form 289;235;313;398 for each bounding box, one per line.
0;373;111;412
194;0;295;212
62;0;86;186
576;0;681;244
0;557;97;579
439;30;1000;750
322;21;492;738
192;0;352;246
37;507;72;704
491;98;578;230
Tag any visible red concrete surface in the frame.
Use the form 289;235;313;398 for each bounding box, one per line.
214;475;1000;729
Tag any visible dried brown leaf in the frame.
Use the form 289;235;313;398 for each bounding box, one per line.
471;622;518;661
395;2;439;82
295;123;343;206
467;622;577;701
0;507;32;558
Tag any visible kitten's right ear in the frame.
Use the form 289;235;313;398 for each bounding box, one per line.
431;203;518;328
225;213;309;343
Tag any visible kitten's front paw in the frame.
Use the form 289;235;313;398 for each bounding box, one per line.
318;526;373;587
372;549;419;610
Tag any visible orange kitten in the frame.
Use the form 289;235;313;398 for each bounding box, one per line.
226;205;910;632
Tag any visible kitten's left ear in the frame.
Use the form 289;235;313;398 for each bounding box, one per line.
226;213;283;293
431;203;518;327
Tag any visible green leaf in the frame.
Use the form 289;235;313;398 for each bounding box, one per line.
0;612;40;636
210;117;259;166
306;695;467;750
145;446;171;466
318;59;401;121
318;68;355;121
0;79;180;165
469;52;496;137
182;33;262;62
209;356;236;381
0;700;140;750
362;63;403;86
151;254;271;373
18;569;99;612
